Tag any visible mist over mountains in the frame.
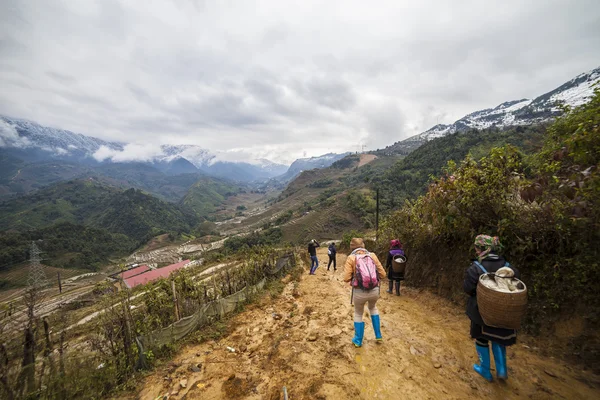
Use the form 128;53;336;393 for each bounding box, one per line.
1;66;598;193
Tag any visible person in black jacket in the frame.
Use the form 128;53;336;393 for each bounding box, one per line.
327;242;337;271
464;235;520;382
385;239;405;295
308;239;320;275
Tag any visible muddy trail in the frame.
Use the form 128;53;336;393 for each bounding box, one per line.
135;248;600;399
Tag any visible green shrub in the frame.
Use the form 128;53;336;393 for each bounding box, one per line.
379;90;600;370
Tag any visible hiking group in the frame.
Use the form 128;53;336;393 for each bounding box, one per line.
307;234;519;383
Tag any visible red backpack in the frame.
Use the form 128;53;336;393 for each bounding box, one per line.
352;250;379;290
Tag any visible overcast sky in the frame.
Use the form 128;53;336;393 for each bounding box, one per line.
1;0;599;164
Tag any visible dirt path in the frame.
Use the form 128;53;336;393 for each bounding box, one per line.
358;154;377;167
135;248;600;399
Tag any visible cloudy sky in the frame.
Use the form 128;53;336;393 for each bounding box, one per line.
1;0;599;164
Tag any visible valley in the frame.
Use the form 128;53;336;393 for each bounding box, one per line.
0;67;598;399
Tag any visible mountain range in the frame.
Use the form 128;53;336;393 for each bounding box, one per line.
383;66;600;154
1;66;598;196
0;115;350;186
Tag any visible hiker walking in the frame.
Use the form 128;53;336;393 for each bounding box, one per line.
327;242;337;271
343;238;387;347
385;239;405;295
463;235;520;382
308;239;320;275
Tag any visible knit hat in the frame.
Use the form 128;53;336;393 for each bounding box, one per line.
350;237;364;250
390;239;402;248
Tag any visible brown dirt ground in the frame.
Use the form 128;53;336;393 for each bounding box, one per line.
134;248;600;400
358;154;377;167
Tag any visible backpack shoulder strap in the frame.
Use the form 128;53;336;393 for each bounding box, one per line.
351;248;369;256
473;261;488;274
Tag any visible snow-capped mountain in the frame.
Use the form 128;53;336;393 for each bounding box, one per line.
0;116;290;182
276;152;351;182
385;66;600;153
0;115;122;162
158;145;216;167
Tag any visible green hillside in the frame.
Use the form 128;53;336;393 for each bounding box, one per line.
371;125;546;210
0;223;134;271
180;177;241;218
91;163;202;202
252;122;547;244
0;179;200;244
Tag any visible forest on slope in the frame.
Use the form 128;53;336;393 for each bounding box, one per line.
0;179;216;270
378;90;600;370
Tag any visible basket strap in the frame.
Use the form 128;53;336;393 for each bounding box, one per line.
474;261;488;274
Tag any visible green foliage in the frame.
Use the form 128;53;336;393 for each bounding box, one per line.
0;222;134;269
380;91;600;367
372;125;546;212
274;210;294;225
343;189;376;228
331;154;360;169
180;178;241;217
341;230;362;248
193;221;219;237
307;178;334;188
0;180;200;246
223;228;283;253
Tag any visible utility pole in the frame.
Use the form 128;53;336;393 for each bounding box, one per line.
375;188;380;241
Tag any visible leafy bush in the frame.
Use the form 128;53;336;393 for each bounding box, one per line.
223;228;283;253
274;210;294;225
379;90;600;369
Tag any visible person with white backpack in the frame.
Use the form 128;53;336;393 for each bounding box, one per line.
343;238;387;347
327;242;337;271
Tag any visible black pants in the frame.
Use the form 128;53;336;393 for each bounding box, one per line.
327;255;336;270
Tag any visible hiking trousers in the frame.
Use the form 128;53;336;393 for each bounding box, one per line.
353;287;380;322
327;255;336;270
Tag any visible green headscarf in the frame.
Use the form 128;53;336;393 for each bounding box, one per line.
474;235;502;262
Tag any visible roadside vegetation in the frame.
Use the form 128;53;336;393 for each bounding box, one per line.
0;245;298;399
378;90;600;370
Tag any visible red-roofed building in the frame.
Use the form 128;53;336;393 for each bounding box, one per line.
120;265;150;280
123;260;190;289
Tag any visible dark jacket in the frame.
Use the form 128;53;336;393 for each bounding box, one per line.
463;254;520;325
308;241;320;256
386;247;405;280
328;244;336;256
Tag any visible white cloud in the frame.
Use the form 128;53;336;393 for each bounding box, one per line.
0;119;31;148
93;143;164;163
0;0;599;164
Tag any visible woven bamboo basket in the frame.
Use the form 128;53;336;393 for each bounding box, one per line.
391;256;407;274
477;275;527;330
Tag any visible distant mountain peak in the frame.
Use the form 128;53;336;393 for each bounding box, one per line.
383;66;600;154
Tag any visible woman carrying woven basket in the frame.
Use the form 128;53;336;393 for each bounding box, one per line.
463;235;520;382
385;239;405;295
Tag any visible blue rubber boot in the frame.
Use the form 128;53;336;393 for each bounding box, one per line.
352;322;365;347
492;342;507;380
371;315;383;342
474;343;493;382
